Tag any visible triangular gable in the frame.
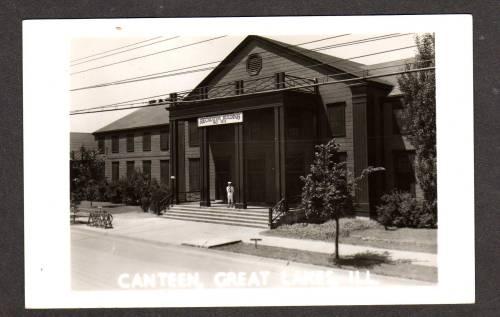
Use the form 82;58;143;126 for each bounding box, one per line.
187;35;392;97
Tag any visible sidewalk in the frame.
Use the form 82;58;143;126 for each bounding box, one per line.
72;211;436;267
256;235;436;267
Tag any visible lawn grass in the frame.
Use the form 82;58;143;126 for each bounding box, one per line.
77;201;144;214
262;218;437;254
215;242;437;283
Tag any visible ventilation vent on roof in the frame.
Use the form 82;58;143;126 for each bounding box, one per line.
246;53;262;76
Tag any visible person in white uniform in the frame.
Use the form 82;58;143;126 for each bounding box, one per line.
226;181;235;208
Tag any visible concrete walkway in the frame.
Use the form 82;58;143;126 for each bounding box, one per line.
256;235;436;267
72;211;436;267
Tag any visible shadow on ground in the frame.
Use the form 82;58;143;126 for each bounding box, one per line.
332;251;399;269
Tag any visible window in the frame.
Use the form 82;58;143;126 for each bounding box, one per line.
112;162;119;182
189;159;200;192
393;151;416;195
160;128;169;151
111;135;119;153
143;132;151;152
392;103;408;135
189;121;200;147
246;53;262;76
126;161;135;179
97;137;105;154
160;160;170;184
235;80;244;95
142;160;151;180
127;134;134;152
327;102;346;137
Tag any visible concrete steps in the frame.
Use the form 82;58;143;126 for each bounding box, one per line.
162;204;270;229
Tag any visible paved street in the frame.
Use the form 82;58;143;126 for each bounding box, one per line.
71;229;430;290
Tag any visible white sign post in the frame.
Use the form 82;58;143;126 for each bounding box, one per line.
197;112;243;127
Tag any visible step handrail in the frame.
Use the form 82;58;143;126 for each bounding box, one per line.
268;198;288;229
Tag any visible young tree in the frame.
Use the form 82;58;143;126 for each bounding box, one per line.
397;33;437;224
70;146;105;206
300;139;383;260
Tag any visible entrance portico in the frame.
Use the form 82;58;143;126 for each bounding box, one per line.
168;84;320;209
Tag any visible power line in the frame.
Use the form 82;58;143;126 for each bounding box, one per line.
70;63;431;115
71;47;419;112
71;47;421;113
71;67;434;115
71;43;417;96
70;34;352;90
70;36;180;66
284;45;417;76
70;35;228;75
71;33;412;91
71;36;163;62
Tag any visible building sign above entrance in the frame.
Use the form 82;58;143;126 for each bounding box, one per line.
197;112;243;127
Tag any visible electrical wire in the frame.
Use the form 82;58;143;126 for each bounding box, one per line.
70;36;228;75
70;36;180;66
70;34;353;90
71;36;163;62
71;51;423;113
71;43;417;100
71;51;420;112
70;33;413;91
70;64;433;115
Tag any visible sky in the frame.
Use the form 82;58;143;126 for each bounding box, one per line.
70;34;418;132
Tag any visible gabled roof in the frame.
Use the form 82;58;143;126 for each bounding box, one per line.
189;35;393;95
93;105;169;134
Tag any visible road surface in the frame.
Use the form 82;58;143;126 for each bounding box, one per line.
71;229;429;290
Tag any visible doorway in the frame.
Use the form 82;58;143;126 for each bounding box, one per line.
208;124;235;204
215;158;231;203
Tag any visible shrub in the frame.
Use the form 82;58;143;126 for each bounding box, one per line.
149;180;171;215
100;171;171;214
117;171;152;207
376;190;435;228
105;181;122;204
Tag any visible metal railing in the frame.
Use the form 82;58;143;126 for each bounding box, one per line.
157;73;317;105
268;198;289;229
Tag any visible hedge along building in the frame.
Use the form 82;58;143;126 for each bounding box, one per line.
93;35;422;218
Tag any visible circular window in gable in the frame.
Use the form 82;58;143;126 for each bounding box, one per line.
246;53;262;76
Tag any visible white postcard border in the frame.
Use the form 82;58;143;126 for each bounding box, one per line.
23;15;474;308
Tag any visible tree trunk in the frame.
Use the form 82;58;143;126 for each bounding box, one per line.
335;216;340;260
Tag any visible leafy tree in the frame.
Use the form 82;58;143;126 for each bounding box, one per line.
300;139;383;260
70;146;105;206
397;33;437;224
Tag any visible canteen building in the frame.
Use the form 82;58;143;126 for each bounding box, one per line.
92;35;421;217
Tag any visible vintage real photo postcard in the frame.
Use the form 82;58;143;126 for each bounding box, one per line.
23;16;474;308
